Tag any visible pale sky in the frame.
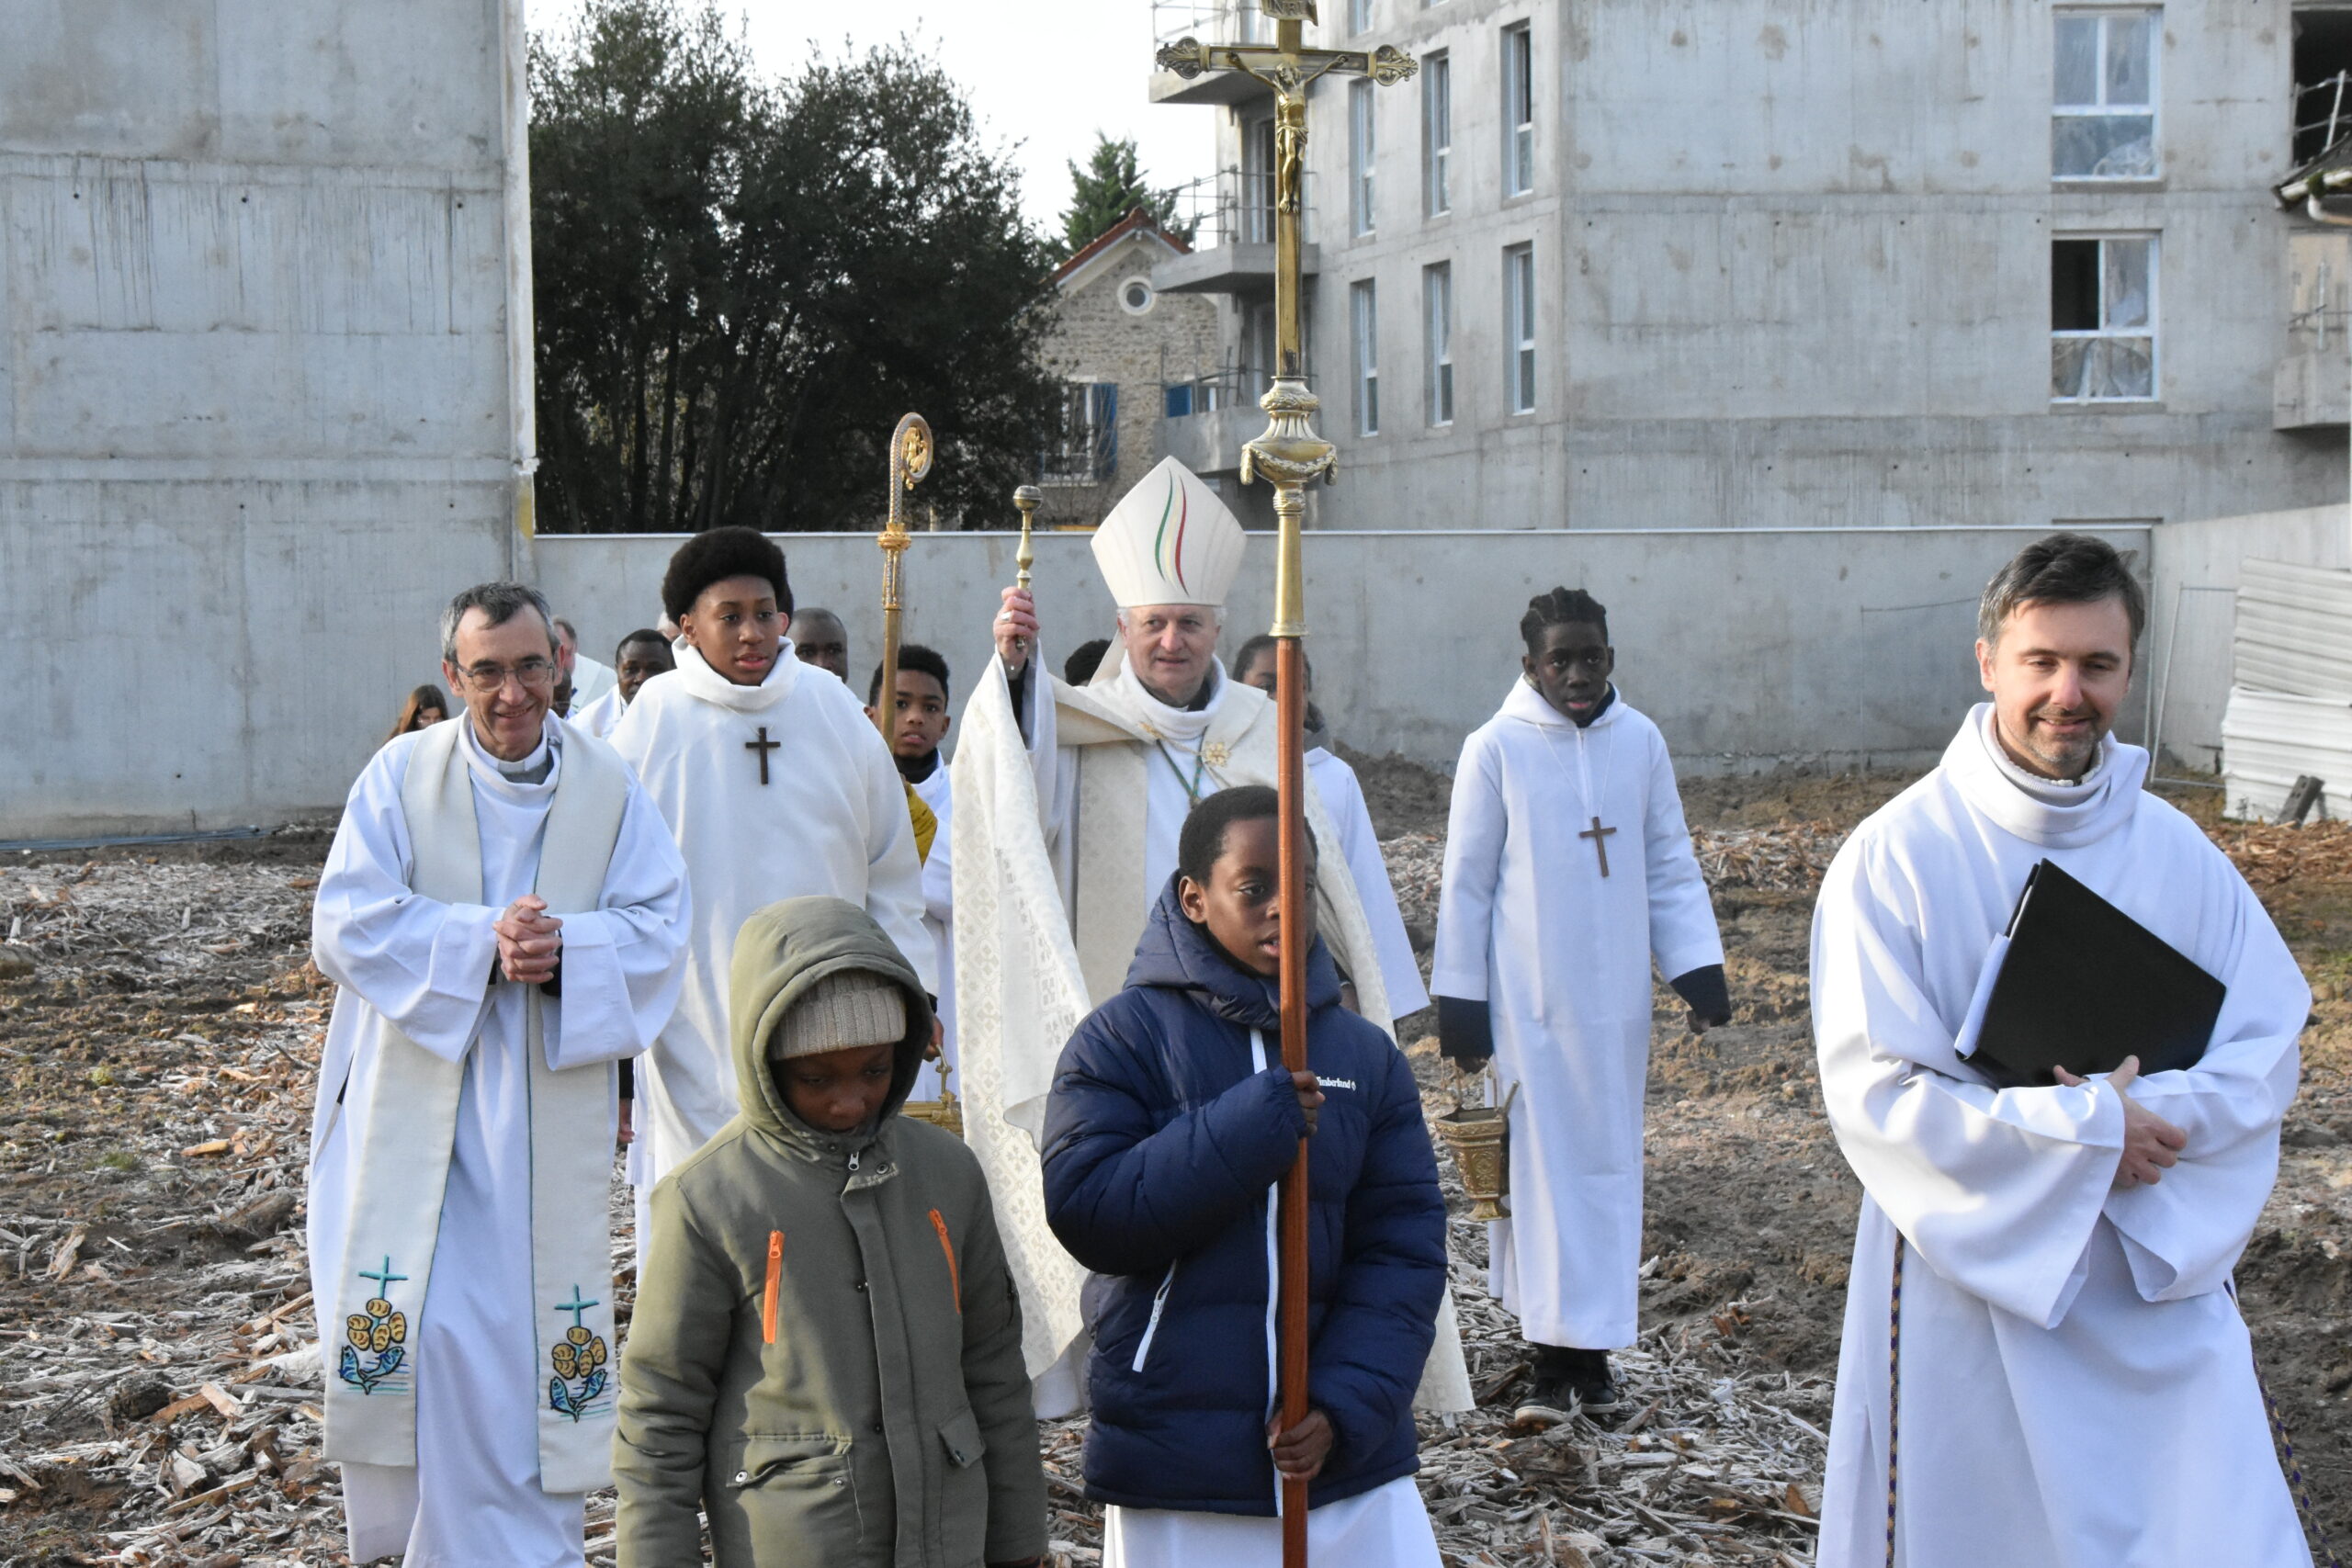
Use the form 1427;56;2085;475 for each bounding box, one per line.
529;0;1220;234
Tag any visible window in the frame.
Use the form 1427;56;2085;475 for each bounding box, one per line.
2292;10;2352;166
1423;51;1453;216
1350;79;1376;236
1424;263;1454;426
1504;245;1536;413
1243;301;1278;400
1502;23;1534;197
2052;236;2156;402
2053;9;2157;179
1349;0;1374;34
1243;117;1277;245
1164;383;1194;418
1046;382;1119;483
1119;276;1156;315
1352;280;1380;436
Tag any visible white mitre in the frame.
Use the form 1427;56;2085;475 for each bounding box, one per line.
1091;457;1247;609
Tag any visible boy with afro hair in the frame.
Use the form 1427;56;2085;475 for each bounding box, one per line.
611;526;935;1258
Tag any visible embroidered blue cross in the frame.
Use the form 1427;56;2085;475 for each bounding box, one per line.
358;1256;408;1294
556;1286;599;1330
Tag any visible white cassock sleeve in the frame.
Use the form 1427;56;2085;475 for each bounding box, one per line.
2098;874;2305;1303
312;750;501;1065
538;784;691;1071
1640;728;1724;984
922;802;954;929
1430;730;1504;1003
1315;756;1429;1015
854;719;941;996
1812;839;2127;1329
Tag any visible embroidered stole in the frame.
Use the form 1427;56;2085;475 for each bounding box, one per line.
322;720;631;1493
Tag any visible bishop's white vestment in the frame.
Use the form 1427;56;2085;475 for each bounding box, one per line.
609;641;934;1209
1812;705;2312;1568
1432;682;1724;1349
308;715;688;1567
1309;746;1430;1018
955;650;1470;1413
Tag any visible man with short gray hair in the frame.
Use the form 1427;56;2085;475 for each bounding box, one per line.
1811;534;2314;1565
309;581;689;1567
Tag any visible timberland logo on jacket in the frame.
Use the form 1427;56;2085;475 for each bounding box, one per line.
1320;1077;1359;1092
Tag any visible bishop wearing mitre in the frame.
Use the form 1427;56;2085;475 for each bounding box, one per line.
309;582;689;1567
956;457;1469;1416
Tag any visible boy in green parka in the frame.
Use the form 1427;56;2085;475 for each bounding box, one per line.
613;895;1047;1568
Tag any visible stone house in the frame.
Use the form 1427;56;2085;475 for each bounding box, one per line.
1036;208;1224;525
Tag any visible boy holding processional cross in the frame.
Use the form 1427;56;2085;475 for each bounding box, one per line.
1042;786;1448;1567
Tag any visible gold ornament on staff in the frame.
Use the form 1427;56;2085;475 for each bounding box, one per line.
875;412;933;743
1012;484;1041;658
875;412;961;1138
1152;8;1415;1565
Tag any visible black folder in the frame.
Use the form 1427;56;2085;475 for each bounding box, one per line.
1956;859;2225;1089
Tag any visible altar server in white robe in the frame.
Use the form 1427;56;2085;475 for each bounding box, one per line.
868;642;961;1101
572;627;673;741
308;582;688;1568
1812;534;2313;1568
1232;634;1430;1019
611;526;933;1235
960;456;1469;1417
1432;588;1728;1423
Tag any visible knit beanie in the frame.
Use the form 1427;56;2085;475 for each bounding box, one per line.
769;970;907;1060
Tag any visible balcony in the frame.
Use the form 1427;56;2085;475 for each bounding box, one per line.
1149;2;1278;106
1151;168;1320;297
2276;230;2351;430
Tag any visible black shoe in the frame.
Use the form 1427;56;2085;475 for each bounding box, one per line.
1510;1375;1574;1429
1510;1345;1577;1428
1561;1348;1623;1416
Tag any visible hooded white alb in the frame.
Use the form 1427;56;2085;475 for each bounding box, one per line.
1811;705;2312;1568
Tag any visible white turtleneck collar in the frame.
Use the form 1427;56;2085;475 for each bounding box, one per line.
670;637;800;714
1944;703;2144;851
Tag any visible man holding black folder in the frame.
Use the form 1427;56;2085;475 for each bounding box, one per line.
1811;535;2315;1568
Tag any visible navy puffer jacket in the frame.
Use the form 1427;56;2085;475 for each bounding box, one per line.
1040;879;1446;1516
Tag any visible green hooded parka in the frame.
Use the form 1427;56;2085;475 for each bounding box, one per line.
613;896;1046;1567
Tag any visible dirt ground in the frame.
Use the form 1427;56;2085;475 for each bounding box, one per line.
5;753;2350;1565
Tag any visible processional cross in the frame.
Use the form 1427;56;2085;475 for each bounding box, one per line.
1580;816;1617;877
745;727;780;784
1155;8;1414;1565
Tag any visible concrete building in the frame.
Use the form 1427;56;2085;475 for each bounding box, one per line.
1;0;531;841
1035;208;1222;525
1149;0;2352;533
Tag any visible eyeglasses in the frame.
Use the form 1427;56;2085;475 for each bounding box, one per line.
456;657;556;694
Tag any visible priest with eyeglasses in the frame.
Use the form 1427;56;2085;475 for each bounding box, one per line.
308;581;689;1568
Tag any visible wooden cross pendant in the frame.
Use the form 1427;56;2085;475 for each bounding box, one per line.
1579;815;1617;877
746;727;780;785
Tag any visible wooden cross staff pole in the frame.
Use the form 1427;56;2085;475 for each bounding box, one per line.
874;413;934;744
1157;8;1414;1563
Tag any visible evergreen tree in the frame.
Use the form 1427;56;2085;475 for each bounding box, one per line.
1057;133;1190;259
529;0;1060;533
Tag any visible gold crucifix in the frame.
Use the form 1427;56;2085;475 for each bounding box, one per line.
1580;815;1617;877
1157;3;1413;637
